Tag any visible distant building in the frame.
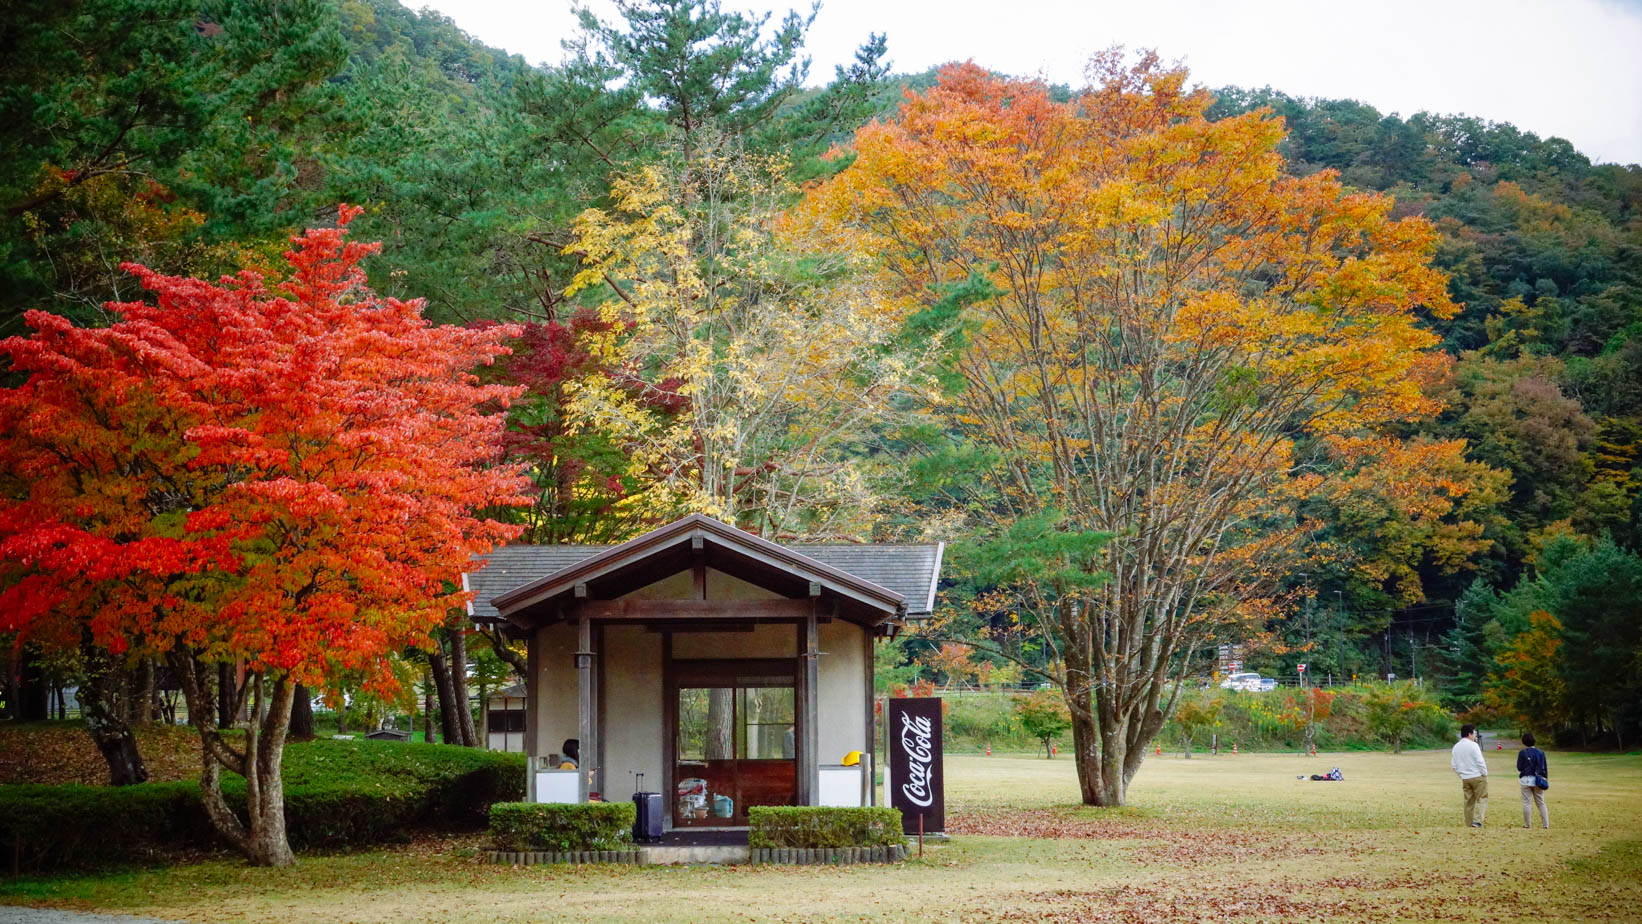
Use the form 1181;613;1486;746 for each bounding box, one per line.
485;683;527;753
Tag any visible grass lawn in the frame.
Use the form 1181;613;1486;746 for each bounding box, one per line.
3;748;1638;922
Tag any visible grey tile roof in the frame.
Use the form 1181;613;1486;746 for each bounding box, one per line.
466;541;942;623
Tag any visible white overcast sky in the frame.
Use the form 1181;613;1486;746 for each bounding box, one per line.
416;0;1642;165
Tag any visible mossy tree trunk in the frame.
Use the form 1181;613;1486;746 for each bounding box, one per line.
171;650;297;867
78;637;147;786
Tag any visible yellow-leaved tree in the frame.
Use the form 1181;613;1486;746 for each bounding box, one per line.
564;135;938;538
803;53;1490;805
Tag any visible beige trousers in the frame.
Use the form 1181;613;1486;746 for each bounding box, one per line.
1462;775;1488;826
1520;784;1549;828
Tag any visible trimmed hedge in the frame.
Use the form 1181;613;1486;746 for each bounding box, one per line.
748;807;906;849
0;739;524;873
488;802;635;852
0;782;209;872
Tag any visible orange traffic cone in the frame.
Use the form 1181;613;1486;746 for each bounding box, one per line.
985;744;991;756
1232;743;1238;755
1051;744;1058;757
1156;744;1162;756
1497;742;1503;750
1309;744;1316;757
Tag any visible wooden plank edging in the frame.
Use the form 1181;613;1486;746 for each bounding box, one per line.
747;843;908;865
483;843;909;866
486;849;641;865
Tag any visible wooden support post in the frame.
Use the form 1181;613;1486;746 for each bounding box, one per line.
863;625;876;807
800;599;820;806
524;628;540;802
577;617;593;803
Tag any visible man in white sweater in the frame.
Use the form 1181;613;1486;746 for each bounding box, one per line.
1451;723;1489;827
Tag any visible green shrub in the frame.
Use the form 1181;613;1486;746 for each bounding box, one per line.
1157;684;1457;752
0;782;210;872
0;739;526;872
488;802;635;851
941;693;1062;752
280;739;524;834
1014;690;1072;758
747;807;905;849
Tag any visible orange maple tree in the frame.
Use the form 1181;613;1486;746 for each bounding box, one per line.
805;53;1479;805
0;207;527;865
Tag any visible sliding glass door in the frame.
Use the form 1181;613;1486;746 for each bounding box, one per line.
674;677;795;826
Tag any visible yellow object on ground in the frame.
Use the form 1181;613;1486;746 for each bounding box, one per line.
841;750;862;766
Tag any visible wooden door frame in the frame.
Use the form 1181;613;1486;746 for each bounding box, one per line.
662;643;799;829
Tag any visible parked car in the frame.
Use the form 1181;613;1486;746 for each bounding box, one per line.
1219;671;1277;692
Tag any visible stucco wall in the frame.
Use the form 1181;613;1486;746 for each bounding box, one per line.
617;567;785;602
817;619;869;764
672;623;797;659
600;624;663;802
533;622;579;763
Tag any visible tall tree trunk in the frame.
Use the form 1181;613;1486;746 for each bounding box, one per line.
336;694;349;736
430;647;460;745
1063;619;1118;805
448;622;478;747
423;669;436;744
170;651;297;867
1;647;13;721
17;645;49;721
136;658;156;725
478;680;489;750
217;662;236;729
1069;701;1103;803
707;687;735;759
79;641;147;785
288;684;315;739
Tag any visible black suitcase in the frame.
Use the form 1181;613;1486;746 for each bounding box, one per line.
632;773;663;843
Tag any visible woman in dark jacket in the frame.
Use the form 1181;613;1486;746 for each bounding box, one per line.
1516;732;1550;829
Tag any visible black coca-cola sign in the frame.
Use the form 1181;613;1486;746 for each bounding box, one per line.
887;697;944;834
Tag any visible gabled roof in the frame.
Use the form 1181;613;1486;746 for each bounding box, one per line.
466;514;943;629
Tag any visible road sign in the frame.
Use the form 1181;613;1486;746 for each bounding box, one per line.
1297;664;1307;673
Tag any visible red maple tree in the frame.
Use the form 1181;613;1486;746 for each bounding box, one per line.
0;207;528;865
479;315;648;544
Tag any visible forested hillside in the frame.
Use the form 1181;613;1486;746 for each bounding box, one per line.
3;0;1638;756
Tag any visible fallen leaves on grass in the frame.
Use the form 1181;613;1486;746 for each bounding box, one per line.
949;807;1355;865
0;723;200;784
979;884;1392;923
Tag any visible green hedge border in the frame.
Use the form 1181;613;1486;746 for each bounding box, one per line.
0;741;523;873
488;802;636;852
748;807;906;849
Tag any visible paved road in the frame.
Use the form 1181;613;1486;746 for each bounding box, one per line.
0;909;182;924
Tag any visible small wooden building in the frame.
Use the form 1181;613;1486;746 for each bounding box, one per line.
466;514;941;831
485;683;528;753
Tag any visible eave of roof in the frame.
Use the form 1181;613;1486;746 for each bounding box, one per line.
489;514;909;623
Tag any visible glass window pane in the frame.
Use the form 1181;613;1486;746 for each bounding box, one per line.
739;687;794;760
678;687;736;761
677;688;707;761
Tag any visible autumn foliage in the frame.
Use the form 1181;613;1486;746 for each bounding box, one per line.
0;206;527;864
806;53;1475;805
